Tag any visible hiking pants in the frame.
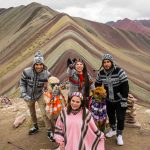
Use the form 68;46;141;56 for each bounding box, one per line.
106;101;126;131
25;95;52;130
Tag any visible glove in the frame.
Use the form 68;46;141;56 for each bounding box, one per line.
72;58;77;63
120;98;128;108
24;95;31;101
67;58;76;69
21;93;30;101
67;58;73;68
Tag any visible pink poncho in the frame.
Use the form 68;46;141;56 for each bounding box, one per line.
54;108;105;150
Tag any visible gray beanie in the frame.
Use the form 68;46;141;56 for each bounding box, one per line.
33;50;44;65
98;53;115;71
102;54;114;64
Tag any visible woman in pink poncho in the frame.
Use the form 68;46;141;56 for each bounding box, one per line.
54;92;105;150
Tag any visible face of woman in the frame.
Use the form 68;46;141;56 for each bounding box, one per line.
75;62;84;73
70;96;81;110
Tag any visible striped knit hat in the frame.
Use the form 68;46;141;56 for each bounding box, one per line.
98;53;114;71
102;54;114;64
33;50;44;64
71;92;83;100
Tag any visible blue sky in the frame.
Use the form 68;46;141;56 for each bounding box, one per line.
0;0;149;23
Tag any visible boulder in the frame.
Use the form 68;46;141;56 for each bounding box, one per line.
13;113;26;128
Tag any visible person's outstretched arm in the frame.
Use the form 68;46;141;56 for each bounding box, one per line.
54;112;65;149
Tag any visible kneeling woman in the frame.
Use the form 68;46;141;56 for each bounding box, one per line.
54;92;105;150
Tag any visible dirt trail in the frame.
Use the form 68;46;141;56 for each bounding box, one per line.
0;97;150;150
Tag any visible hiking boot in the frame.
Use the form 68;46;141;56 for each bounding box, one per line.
47;130;56;142
28;124;39;135
105;129;116;138
117;135;124;146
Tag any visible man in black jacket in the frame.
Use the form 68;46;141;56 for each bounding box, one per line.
20;51;55;142
95;54;129;146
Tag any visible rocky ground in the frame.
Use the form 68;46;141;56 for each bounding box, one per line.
0;95;150;150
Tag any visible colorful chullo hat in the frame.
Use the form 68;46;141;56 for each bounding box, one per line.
71;92;83;100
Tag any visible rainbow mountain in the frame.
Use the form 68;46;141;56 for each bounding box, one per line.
0;2;150;103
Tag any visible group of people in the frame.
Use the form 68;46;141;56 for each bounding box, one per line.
20;50;129;149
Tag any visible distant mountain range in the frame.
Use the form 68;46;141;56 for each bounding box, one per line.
106;18;150;35
0;2;150;103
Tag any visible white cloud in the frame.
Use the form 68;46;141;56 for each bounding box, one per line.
0;0;149;23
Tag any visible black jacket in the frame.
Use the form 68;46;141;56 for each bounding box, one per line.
95;66;129;102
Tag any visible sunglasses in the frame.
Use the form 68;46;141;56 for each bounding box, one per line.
49;83;60;88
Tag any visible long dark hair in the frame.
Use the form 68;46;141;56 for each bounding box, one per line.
82;63;90;98
67;97;86;121
75;59;90;98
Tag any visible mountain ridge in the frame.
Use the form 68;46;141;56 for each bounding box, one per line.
0;3;150;104
106;18;150;35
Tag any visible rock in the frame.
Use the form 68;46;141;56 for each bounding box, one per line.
125;121;141;128
128;106;136;111
130;112;136;117
125;94;139;127
128;101;133;105
128;98;137;102
145;109;150;113
139;128;150;136
13;113;26;128
126;119;137;123
12;105;19;112
0;96;12;108
128;94;134;98
128;99;135;103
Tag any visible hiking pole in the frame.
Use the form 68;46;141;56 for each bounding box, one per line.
7;141;25;150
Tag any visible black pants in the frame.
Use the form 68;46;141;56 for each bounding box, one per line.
106;101;126;131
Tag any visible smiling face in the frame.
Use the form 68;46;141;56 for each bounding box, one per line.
103;60;113;70
75;61;84;74
34;63;44;73
70;96;81;110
